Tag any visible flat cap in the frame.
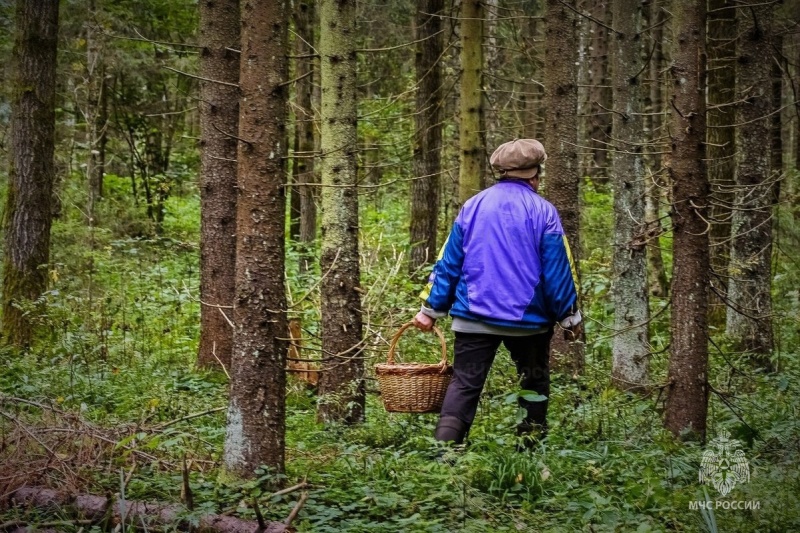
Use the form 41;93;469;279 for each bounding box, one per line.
489;139;547;179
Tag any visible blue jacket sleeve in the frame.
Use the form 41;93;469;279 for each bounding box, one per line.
539;215;579;322
418;222;465;313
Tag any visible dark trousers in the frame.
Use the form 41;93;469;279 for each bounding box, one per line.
440;329;553;431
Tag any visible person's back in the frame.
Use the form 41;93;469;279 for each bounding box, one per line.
455;179;565;327
424;178;577;331
413;138;582;447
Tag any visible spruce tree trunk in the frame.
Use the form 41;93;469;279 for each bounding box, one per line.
317;0;365;424
222;0;289;477
544;0;583;375
2;0;59;348
197;0;240;370
458;0;485;203
409;0;444;272
85;0;105;219
610;0;649;391
643;0;668;298
293;1;318;255
780;34;796;175
484;0;500;151
725;3;776;364
585;1;612;180
706;0;737;327
522;0;545;140
664;0;709;440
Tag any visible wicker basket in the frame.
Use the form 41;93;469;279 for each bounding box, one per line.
375;321;453;413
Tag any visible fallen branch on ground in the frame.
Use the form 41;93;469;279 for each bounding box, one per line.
6;486;290;533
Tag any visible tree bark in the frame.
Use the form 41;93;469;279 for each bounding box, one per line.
643;0;668;298
610;0;649;391
522;0;545;140
85;0;106;219
706;0;737;327
222;0;289;477
317;0;365;424
725;3;776;364
409;0;444;272
293;0;318;257
458;0;485;204
663;0;709;440
2;0;59;348
197;0;240;370
483;0;500;151
544;0;583;375
585;0;612;180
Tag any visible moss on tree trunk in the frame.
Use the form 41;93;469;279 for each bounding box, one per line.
317;0;365;424
458;0;485;204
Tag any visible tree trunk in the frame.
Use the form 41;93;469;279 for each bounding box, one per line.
522;0;545;140
197;0;240;370
663;0;709;440
458;0;485;203
483;0;500;152
585;0;612;180
610;0;649;391
222;0;289;478
409;0;444;272
85;0;106;220
294;0;318;258
643;0;668;298
781;33;797;175
544;0;583;375
725;3;775;364
706;0;737;327
317;0;365;424
2;0;59;348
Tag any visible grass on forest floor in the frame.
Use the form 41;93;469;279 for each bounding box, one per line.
1;176;799;532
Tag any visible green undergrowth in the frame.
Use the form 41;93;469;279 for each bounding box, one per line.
1;174;799;532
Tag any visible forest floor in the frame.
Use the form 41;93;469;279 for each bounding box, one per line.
1;176;799;532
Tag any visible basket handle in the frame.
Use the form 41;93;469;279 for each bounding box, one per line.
386;321;448;369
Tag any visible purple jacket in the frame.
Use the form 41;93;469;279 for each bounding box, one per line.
420;180;579;329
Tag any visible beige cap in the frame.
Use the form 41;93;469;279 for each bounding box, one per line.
489;139;547;179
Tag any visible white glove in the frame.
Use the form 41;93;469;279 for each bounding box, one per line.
559;310;582;328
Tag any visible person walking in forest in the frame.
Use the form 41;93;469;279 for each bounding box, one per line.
413;138;582;448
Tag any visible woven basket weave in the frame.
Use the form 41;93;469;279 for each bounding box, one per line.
375;322;453;413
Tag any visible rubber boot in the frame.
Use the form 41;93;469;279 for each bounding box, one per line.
516;421;548;451
434;416;469;444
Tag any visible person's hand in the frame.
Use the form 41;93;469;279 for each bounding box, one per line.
413;311;435;331
563;322;583;342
